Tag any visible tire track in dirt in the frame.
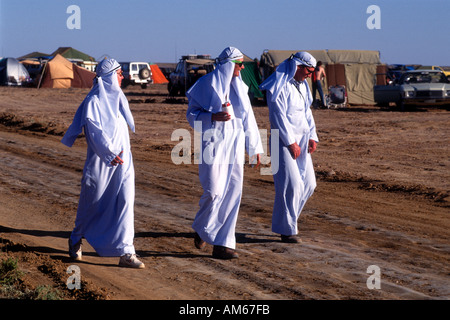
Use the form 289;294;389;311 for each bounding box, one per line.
1;85;449;300
1;126;448;299
0;126;393;299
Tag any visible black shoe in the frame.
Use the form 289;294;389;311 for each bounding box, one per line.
68;238;82;260
212;246;239;259
281;234;300;243
194;232;206;250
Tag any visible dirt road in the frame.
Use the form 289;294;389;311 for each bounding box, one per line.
0;85;448;301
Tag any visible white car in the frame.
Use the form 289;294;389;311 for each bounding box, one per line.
120;62;153;88
374;70;450;111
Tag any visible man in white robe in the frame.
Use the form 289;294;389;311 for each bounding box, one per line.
186;47;264;259
62;58;144;268
259;52;319;243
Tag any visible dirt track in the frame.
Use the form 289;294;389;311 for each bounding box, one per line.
0;84;449;300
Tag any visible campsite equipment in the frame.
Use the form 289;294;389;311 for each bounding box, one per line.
326;85;347;108
0;57;32;86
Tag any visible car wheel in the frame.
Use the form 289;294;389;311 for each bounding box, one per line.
376;102;389;108
396;99;405;112
168;82;179;96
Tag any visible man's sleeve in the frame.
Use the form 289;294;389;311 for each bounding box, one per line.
305;106;319;142
267;89;297;147
305;87;319;142
243;106;264;157
186;99;213;132
84;119;117;165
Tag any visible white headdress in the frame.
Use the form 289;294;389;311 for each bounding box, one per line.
259;51;317;102
186;47;249;114
61;58;135;147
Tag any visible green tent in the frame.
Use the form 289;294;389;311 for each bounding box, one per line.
240;55;264;100
51;47;95;62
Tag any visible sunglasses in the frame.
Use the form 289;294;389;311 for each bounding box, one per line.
299;65;315;75
231;60;244;67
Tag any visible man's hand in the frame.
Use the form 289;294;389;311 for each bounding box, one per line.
249;154;261;169
308;139;317;153
111;151;124;166
287;143;301;159
212;112;231;122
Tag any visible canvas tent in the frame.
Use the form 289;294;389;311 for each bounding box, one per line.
17;51;51;60
241;54;264;100
51;47;97;72
150;64;168;84
20;59;44;85
260;49;384;105
0;57;32;86
38;54;95;89
51;47;95;62
17;52;51;85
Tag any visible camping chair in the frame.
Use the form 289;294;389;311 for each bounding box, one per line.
325;85;347;109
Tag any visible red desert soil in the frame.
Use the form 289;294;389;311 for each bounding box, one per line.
0;84;448;300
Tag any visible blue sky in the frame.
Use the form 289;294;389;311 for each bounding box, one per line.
1;0;449;65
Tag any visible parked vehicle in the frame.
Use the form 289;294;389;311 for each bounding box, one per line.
374;70;450;110
416;65;450;81
386;64;416;83
168;55;215;95
119;62;152;88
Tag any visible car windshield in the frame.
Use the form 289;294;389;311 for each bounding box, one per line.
400;72;448;84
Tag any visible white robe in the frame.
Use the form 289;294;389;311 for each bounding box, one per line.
62;60;136;257
266;80;318;236
186;66;263;249
67;96;136;256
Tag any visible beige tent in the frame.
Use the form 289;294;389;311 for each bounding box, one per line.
260;49;385;105
39;54;95;89
260;50;332;79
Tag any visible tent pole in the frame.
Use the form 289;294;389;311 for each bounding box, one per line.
37;61;47;89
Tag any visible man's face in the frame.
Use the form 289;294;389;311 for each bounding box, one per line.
232;58;245;77
294;65;315;82
116;68;124;87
